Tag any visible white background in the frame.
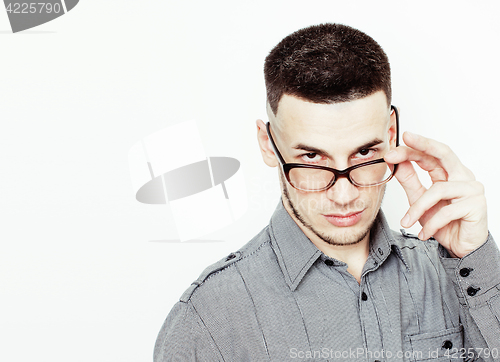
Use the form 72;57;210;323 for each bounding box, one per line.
1;1;499;361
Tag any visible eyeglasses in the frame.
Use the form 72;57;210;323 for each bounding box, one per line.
266;105;399;191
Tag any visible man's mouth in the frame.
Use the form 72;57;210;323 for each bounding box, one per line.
323;210;364;227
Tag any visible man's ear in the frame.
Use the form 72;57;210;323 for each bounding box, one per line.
256;119;279;167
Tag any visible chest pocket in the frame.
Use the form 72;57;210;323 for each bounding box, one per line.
403;325;464;362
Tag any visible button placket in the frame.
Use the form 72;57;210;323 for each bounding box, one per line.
358;279;384;360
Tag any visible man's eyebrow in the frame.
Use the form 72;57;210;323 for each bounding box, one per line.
292;144;333;158
352;139;384;154
292;139;384;158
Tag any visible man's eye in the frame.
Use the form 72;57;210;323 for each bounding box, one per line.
354;149;376;159
301;152;320;162
359;149;370;156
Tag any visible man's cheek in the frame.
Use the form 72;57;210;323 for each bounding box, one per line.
294;195;323;212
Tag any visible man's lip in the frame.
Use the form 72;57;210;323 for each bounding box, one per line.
323;210;365;227
323;211;364;218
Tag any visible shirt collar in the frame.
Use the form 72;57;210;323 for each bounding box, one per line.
269;199;408;291
269;200;323;291
366;208;410;272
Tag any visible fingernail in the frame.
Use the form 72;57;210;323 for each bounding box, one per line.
418;230;424;240
406;131;417;139
401;214;410;227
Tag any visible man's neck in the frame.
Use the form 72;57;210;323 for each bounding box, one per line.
310;229;370;284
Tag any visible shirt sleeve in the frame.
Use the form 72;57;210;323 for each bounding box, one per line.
153;301;223;362
440;233;500;361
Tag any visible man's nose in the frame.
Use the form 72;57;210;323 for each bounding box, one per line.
325;177;360;205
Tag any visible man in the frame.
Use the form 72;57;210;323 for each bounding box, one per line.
154;24;500;361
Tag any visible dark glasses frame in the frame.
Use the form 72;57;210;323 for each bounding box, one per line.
266;105;400;191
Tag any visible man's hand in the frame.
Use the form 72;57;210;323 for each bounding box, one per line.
384;131;488;258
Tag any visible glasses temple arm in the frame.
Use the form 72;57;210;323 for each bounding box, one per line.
265;122;287;165
391;105;400;147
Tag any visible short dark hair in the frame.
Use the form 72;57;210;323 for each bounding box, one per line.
264;23;391;115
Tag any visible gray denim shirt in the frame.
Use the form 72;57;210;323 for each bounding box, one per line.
154;201;500;362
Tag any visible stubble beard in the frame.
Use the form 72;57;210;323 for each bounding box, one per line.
280;170;385;247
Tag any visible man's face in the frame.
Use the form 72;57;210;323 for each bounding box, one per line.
269;91;397;246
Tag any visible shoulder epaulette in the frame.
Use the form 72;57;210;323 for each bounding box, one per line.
180;251;242;302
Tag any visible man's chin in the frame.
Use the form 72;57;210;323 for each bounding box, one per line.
310;224;371;247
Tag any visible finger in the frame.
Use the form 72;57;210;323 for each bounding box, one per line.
384;145;448;182
402;132;475;181
418;195;486;242
401;181;483;228
393;160;427;205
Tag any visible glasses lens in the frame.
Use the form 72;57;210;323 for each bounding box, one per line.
350;162;395;186
288;167;334;191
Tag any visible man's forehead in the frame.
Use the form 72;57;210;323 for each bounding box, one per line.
271;92;390;149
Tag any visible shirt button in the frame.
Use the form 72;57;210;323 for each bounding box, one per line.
324;259;334;266
459;268;472;277
361;292;368;301
378;248;383;255
467;286;480;296
442;340;453;349
226;253;236;261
